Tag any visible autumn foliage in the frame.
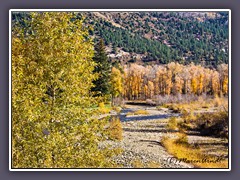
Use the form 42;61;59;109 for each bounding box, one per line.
11;11;229;169
12;12;118;168
123;62;228;100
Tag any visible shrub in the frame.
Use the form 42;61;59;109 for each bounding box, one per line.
108;117;123;141
181;110;196;123
162;104;182;113
178;120;192;130
98;102;111;114
167;117;178;131
194;111;228;138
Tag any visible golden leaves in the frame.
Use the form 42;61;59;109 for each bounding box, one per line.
123;62;228;100
12;12;115;168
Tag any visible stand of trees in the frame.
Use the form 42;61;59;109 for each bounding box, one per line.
123;62;228;100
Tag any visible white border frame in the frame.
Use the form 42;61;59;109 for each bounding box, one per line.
9;9;231;172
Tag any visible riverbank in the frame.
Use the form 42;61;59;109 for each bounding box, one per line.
100;104;228;168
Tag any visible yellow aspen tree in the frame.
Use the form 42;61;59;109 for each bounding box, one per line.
155;66;165;95
174;76;184;94
222;77;228;95
188;63;198;94
144;84;148;99
211;71;220;95
203;68;212;94
191;77;198;94
12;12;116;168
198;73;204;95
180;67;191;94
147;81;154;99
167;62;184;95
110;67;123;105
165;69;173;95
217;64;228;96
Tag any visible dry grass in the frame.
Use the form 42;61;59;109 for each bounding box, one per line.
159;104;181;113
167;116;193;133
167;117;178;131
108;117;123;141
126;109;149;116
159;96;228;168
174;133;189;145
181;110;197;125
160;96;228;114
161;134;228;168
212;96;228;110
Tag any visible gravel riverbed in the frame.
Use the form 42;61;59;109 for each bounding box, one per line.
100;104;193;168
100;104;228;169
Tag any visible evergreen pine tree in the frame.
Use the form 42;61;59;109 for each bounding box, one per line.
92;39;111;98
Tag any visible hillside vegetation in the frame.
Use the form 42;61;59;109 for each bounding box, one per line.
85;11;228;66
13;11;229;67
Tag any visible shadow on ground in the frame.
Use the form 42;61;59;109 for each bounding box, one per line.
120;114;170;122
123;127;178;133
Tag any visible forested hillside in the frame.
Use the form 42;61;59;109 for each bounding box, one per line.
84;11;229;67
12;11;229;67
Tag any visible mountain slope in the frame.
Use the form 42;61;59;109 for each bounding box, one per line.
12;11;229;67
83;11;229;67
